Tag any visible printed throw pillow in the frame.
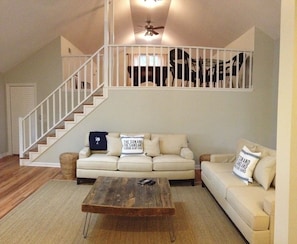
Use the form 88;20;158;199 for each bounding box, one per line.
121;135;144;154
89;131;108;150
233;145;261;184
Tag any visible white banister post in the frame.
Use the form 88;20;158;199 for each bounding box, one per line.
19;117;24;158
103;0;110;88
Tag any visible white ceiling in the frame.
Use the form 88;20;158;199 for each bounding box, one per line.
0;0;280;73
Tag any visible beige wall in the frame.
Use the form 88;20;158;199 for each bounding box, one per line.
4;37;63;103
1;37;63;156
0;73;8;157
275;0;297;242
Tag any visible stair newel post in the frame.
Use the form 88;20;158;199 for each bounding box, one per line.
103;0;110;89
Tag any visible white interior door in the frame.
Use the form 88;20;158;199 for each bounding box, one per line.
6;84;36;155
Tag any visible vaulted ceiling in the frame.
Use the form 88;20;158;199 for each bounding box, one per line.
0;0;280;73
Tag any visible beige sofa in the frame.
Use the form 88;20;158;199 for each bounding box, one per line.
201;138;276;244
77;132;195;185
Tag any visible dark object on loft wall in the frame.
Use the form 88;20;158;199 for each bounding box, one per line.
211;52;245;82
198;52;245;87
127;66;168;86
169;48;197;86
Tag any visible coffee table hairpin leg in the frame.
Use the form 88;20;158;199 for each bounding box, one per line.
83;213;92;238
167;216;176;242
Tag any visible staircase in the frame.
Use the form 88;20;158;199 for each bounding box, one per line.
20;91;107;166
19;46;107;165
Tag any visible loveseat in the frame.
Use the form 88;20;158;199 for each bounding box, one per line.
201;138;276;244
77;132;195;185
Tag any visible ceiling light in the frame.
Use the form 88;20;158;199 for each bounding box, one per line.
143;0;162;8
145;30;154;36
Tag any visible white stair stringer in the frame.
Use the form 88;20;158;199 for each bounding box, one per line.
21;94;107;166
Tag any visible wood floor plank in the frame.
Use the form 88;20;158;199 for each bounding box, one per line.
0;155;63;219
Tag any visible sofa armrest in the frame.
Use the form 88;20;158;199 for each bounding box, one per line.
79;147;91;158
180;147;194;160
210;154;236;163
264;194;275;243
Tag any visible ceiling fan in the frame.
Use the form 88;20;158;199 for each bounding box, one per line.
144;20;164;36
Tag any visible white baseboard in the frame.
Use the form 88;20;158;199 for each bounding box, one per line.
0;152;9;159
21;159;60;168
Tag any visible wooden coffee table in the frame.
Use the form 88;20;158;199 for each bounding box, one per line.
81;176;176;242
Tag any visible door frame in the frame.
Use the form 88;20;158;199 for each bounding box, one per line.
6;83;37;155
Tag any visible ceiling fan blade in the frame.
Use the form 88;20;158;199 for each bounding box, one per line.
152;26;164;30
152;30;159;35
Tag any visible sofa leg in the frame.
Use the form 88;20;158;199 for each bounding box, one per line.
201;181;205;187
191;179;195;186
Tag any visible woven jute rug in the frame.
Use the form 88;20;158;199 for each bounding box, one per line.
0;180;246;244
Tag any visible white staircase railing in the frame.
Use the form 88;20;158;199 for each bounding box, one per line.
19;46;105;158
62;55;92;81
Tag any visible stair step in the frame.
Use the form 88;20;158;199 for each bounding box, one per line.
83;104;95;114
38;144;49;153
55;129;67;137
47;136;57;145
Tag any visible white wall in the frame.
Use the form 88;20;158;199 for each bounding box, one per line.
274;0;297;242
61;36;85;56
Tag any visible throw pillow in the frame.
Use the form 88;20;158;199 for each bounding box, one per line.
88;131;108;150
106;135;122;156
144;138;160;157
253;156;276;190
151;134;187;155
120;135;144;154
233;145;261;184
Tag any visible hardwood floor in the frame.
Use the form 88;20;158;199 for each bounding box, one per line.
0;155;64;219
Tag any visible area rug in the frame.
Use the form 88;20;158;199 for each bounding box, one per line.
0;180;246;244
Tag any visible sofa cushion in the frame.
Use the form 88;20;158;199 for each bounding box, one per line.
77;154;118;170
226;186;274;231
120;135;144;154
233;146;261;184
151;134;188;155
253;156;276;190
202;162;246;199
106;135;122;156
144;138;160;157
153;155;195;171
118;156;152;171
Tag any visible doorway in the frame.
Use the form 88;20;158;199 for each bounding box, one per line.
6;83;37;155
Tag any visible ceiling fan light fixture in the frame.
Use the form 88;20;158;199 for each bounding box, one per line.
143;0;162;8
145;30;154;36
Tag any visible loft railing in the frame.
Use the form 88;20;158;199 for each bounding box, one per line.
19;44;253;158
109;45;253;89
19;47;105;158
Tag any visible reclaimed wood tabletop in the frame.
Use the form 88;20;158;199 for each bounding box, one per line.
82;176;175;216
